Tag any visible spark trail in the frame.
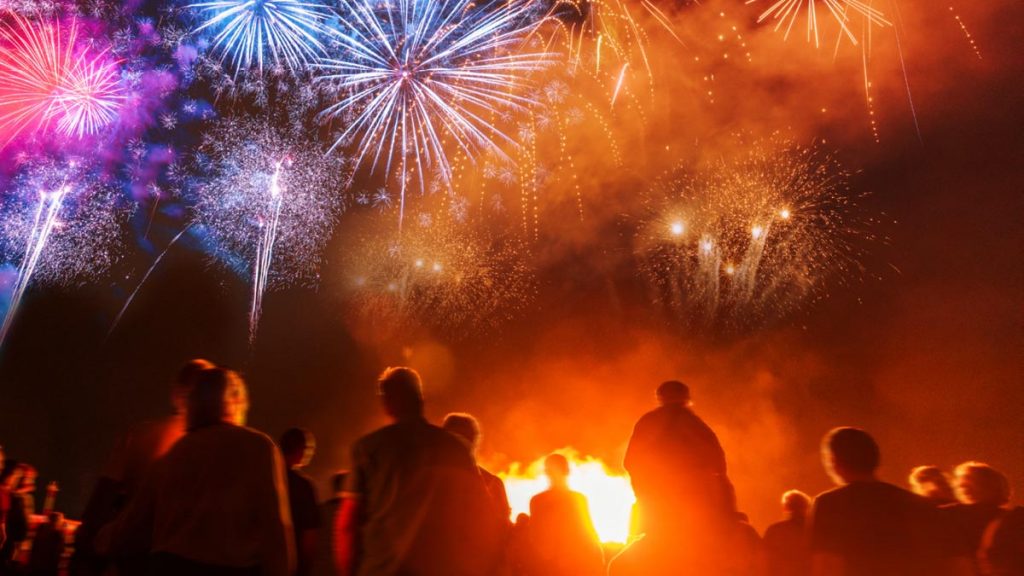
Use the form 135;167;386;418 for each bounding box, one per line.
0;179;71;347
249;157;287;341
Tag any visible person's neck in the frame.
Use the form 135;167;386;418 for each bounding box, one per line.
393;413;425;424
842;472;878;484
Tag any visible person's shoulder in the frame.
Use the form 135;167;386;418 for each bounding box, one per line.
530;489;552;506
481;467;504;485
195;424;278;453
813;484;847;504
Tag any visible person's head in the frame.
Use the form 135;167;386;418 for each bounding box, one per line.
173;359;216;414
822;427;880;485
442;413;481;453
377;367;424;421
47;511;64;528
954;461;1010;506
909;465;956;503
12;463;36;493
544;453;570;488
781;489;811;519
656;380;691;406
279;428;315;469
331;471;349;497
187;368;250;431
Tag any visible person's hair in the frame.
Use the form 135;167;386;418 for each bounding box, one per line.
175;359;215;399
955;461;1010;506
781;490;811;517
823;427;880;475
442;413;481;448
279;428;314;460
657;380;690;405
187;368;248;431
909;465;955;499
544;453;570;478
378;367;424;419
332;471;349;494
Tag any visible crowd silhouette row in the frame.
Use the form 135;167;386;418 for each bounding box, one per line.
0;360;1020;576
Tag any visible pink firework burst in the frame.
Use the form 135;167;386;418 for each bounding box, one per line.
0;13;123;147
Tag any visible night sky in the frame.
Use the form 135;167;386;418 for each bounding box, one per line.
0;0;1021;531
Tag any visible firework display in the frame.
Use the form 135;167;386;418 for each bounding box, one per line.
746;0;890;46
339;210;533;335
0;0;981;348
0;13;124;146
0;160;126;345
316;0;553;227
188;0;332;74
635;140;870;329
189;118;348;339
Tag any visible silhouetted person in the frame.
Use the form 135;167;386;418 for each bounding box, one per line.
2;463;36;568
442;413;512;528
611;383;737;576
624;380;730;535
281;428;320;576
72;359;215;576
910;465;957;506
810;426;970;576
979;505;1024;576
313;472;346;576
507;513;534;576
528;453;603;576
762;490;812;576
26;512;65;576
442;413;512;574
98;368;295;576
944;461;1012;573
334;367;499;576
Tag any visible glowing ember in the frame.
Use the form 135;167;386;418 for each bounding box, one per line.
496;451;635;544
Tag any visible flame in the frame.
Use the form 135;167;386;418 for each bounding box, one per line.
496;450;636;544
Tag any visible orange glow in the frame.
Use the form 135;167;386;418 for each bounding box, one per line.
497;450;636;544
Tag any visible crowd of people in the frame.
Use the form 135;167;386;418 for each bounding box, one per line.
0;360;1020;576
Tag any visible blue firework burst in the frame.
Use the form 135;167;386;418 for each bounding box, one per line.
189;0;332;73
316;0;553;226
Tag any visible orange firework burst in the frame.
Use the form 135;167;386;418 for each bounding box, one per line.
635;137;874;330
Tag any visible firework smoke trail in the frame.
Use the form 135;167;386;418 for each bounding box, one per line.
188;0;332;74
746;0;890;46
249;157;287;341
316;0;553;228
0;179;71;346
636;139;870;330
0;13;123;146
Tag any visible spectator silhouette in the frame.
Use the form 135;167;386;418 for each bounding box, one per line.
334;367;499;576
809;427;971;576
762;490;812;576
313;471;346;576
944;461;1011;573
910;465;957;506
26;511;65;576
979;505;1024;576
623;380;731;535
527;453;603;576
442;413;512;528
98;367;294;576
73;358;215;576
2;463;36;568
281;428;320;576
